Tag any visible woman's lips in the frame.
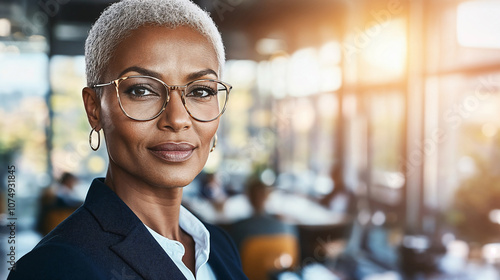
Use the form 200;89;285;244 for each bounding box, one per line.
148;142;196;163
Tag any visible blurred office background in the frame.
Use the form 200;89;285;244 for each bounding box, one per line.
1;0;500;279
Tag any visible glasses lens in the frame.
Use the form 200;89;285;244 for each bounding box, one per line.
117;76;167;120
185;80;228;121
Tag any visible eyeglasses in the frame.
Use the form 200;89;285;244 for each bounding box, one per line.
92;75;232;122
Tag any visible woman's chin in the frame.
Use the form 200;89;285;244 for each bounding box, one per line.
152;175;197;189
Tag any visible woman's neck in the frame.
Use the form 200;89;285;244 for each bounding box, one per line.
104;167;184;241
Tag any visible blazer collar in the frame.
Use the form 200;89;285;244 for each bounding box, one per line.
83;178;186;280
207;249;233;280
110;225;187;280
83;178;137;235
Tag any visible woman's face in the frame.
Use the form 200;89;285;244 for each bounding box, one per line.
96;25;220;189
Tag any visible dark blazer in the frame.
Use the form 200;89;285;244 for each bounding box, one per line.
8;178;248;280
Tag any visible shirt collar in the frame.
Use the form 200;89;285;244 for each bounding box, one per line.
145;205;211;273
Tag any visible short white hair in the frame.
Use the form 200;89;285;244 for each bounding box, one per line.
85;0;225;87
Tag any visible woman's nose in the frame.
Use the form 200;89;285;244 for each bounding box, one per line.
158;90;192;131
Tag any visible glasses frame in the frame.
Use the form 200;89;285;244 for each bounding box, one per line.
92;75;232;122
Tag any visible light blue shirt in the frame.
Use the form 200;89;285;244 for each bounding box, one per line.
145;205;217;280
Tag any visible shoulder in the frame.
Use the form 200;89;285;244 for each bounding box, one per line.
205;223;233;246
204;223;249;279
205;223;240;258
9;207;112;280
8;242;106;280
40;205;102;245
233;215;296;235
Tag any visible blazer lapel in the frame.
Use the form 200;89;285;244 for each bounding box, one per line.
84;178;186;280
110;225;186;280
208;246;234;280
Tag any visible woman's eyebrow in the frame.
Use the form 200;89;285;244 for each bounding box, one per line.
186;69;218;80
117;66;218;81
118;66;161;79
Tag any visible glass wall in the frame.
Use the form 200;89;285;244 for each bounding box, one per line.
425;0;500;246
222;42;342;197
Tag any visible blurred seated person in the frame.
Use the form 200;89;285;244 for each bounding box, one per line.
200;173;224;199
53;172;84;208
229;178;299;280
37;172;83;235
200;172;227;211
319;166;356;216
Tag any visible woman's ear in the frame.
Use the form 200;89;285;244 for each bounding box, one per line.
82;87;101;130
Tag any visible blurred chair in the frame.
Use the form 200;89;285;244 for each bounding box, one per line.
40;208;77;235
230;176;300;279
240;234;299;280
36;173;82;235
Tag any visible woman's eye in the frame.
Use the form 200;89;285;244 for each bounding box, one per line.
124;85;157;97
188;87;217;98
131;87;149;96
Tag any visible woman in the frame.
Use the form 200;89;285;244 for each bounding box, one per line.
8;0;248;279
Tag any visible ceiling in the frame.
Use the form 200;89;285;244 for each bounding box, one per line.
0;0;346;60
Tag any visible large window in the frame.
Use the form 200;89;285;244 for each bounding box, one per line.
422;0;500;244
0;50;50;216
221;42;342;196
50;56;108;186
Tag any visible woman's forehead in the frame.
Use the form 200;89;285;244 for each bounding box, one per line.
105;25;219;81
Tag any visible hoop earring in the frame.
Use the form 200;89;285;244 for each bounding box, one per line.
89;127;101;151
210;134;218;153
